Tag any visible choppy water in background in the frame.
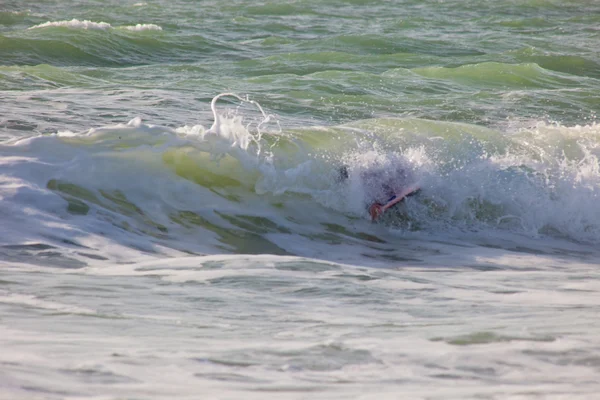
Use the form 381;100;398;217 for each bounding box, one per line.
2;1;600;399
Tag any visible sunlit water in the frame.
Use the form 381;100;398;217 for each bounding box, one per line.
1;1;600;398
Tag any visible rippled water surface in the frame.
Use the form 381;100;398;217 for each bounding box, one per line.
1;0;600;399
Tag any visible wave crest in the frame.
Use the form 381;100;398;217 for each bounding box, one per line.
29;19;162;32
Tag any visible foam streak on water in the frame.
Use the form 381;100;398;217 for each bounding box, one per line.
28;19;162;31
1;0;600;398
1;255;600;399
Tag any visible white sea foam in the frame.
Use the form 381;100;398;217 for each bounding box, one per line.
29;19;112;30
123;23;163;31
28;19;162;31
0;292;95;314
7;10;30;16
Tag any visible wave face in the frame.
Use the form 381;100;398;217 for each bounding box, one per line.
2;96;599;266
2;1;600;399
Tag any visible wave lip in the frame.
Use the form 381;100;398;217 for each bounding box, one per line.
28;19;162;32
122;24;162;31
29;19;112;30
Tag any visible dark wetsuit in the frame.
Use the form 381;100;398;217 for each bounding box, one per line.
337;165;416;212
360;169;408;207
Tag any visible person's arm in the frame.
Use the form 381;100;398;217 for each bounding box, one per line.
369;185;420;221
381;185;419;211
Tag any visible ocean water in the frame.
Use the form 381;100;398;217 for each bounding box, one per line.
1;0;600;399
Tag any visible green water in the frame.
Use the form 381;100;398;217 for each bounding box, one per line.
1;0;598;137
2;2;600;399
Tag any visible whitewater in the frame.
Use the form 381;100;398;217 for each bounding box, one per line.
1;1;600;399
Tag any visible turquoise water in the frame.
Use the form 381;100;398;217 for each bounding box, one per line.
1;1;600;399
